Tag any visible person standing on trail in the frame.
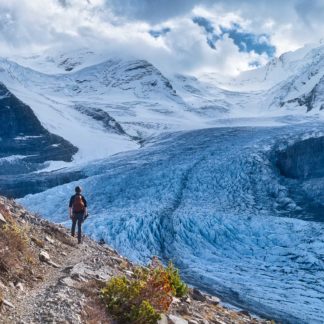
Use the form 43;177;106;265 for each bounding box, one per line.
69;186;87;244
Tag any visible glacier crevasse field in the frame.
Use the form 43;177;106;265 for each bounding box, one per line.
21;123;324;323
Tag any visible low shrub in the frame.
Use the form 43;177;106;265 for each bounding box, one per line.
2;223;29;251
101;259;188;324
0;205;34;280
130;300;160;324
164;261;188;298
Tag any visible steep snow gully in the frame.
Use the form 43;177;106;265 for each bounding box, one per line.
21;123;324;323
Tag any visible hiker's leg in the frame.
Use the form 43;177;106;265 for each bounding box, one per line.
77;214;83;243
71;215;77;237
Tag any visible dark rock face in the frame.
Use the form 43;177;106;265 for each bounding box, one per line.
281;75;324;112
74;105;141;142
275;136;324;221
0;83;80;197
276;136;324;179
0;83;78;164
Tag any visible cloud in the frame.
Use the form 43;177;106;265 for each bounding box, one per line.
105;0;199;24
0;0;323;77
295;0;324;28
220;25;276;56
192;16;276;56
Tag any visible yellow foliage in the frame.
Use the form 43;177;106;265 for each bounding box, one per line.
0;208;34;280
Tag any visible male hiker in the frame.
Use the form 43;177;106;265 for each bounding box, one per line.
69;186;88;244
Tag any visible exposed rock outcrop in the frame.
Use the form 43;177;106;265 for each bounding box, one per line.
0;83;80;198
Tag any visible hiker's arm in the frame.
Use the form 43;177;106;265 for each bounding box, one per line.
69;196;73;218
82;196;88;215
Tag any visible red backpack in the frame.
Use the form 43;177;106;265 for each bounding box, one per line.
73;194;85;213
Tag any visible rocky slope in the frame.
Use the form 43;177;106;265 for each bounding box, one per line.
0;196;271;324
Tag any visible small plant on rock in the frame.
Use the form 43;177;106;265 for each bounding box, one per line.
100;259;188;324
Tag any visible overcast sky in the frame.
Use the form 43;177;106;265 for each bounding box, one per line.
0;0;324;76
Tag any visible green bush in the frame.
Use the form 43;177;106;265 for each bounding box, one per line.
101;275;162;323
165;261;188;297
100;260;188;323
130;300;161;324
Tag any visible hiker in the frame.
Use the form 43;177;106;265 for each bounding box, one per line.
69;186;87;244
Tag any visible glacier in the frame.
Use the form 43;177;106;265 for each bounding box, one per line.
20;122;324;323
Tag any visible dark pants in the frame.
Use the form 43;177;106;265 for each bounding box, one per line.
71;212;84;243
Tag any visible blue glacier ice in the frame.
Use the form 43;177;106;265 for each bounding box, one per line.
20;122;324;323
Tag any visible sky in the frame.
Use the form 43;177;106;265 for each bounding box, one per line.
0;0;324;76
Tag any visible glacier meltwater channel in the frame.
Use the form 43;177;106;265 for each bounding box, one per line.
20;123;324;323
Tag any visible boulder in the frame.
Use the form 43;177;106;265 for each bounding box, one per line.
168;314;189;324
212;319;226;324
178;303;190;316
39;250;51;263
238;310;251;317
198;320;209;324
191;288;206;302
48;260;61;268
59;277;77;288
45;236;55;244
0;212;7;224
172;297;181;305
3;299;15;308
157;314;168;324
206;295;220;305
15;282;24;291
61;265;74;274
0;280;7;290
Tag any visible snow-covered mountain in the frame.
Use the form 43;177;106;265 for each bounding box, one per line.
0;53;217;166
212;42;324;114
1;42;324;322
1;42;323;173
